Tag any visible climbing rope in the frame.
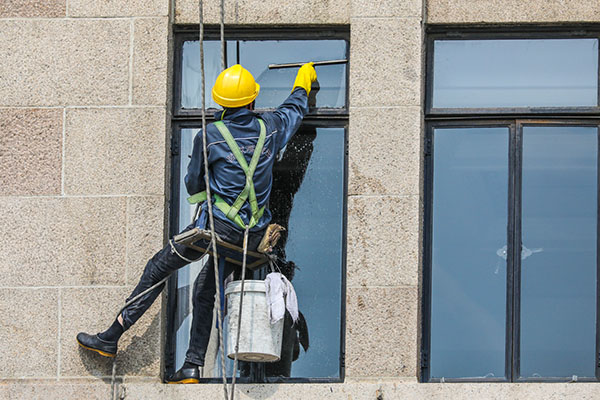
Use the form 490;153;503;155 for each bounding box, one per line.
199;0;229;398
230;225;250;399
220;0;225;71
105;2;229;395
110;359;117;400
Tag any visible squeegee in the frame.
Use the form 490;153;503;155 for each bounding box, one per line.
268;59;348;69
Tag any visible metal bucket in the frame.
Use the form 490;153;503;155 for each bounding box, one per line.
225;280;284;362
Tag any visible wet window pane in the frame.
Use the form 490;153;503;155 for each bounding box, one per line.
520;126;598;378
430;127;509;379
433;39;599;108
239;40;347;109
174;126;345;379
180;39;347;110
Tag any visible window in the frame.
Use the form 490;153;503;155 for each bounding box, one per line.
422;28;600;382
167;27;348;383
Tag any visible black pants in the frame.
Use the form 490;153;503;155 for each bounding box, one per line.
121;218;265;366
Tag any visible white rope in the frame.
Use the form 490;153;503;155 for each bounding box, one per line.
220;0;225;71
110;359;117;400
229;225;249;399
199;1;229;397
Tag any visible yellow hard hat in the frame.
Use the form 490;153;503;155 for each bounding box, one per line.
211;64;260;108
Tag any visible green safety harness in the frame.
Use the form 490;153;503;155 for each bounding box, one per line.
187;119;267;229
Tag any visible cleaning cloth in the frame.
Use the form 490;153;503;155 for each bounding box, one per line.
264;272;299;324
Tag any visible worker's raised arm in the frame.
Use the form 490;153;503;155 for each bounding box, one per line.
184;129;207;196
267;62;317;151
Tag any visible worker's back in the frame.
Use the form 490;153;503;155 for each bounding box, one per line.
185;88;309;232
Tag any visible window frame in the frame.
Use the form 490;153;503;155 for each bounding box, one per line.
172;25;350;119
421;25;600;383
425;25;600;117
166;26;349;384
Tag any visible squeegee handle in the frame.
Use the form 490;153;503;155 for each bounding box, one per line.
268;59;347;69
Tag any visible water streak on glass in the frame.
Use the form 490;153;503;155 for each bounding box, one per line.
174;127;345;379
430;127;508;379
520;126;597;378
433;39;599;108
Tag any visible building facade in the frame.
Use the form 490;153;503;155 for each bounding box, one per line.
1;0;599;398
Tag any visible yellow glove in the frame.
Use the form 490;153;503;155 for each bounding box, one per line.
292;62;317;95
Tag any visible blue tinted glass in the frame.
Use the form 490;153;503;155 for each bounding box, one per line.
181;40;347;110
174;126;345;379
239;40;347;109
433;39;599;108
430;127;508;379
181;40;237;109
520;126;598;378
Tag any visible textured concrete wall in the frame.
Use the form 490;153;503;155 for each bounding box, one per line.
175;0;351;24
0;0;169;395
428;0;600;23
119;380;600;399
346;0;424;380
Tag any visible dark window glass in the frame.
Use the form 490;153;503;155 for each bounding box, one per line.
180;40;347;110
432;39;599;108
430;127;509;379
520;126;598;378
173;126;345;379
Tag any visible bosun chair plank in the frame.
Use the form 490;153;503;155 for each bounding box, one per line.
173;228;269;269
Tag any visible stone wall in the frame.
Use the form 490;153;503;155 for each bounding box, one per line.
0;1;170;398
1;0;600;399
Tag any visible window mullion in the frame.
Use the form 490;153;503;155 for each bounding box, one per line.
510;121;524;381
596;123;600;381
505;121;516;382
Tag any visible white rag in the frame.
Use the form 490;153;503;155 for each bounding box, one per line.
264;272;299;324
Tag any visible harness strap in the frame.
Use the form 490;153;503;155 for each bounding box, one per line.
187;119;267;229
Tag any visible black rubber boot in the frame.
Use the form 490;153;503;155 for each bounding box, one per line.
76;332;118;358
167;364;200;384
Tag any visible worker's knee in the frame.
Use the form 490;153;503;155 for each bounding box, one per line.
193;288;216;309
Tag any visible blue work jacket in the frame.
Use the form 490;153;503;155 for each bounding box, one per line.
185;88;309;232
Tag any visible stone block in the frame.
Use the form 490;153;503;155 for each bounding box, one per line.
0;20;129;107
348;107;421;196
0;381;112;400
126;196;165;284
345;287;419;378
68;0;168;17
351;0;422;18
0;108;62;196
427;0;600;23
0;197;126;287
0;289;58;378
347;196;420;287
175;0;351;24
64;108;166;196
0;0;65;18
61;287;161;377
133;18;170;106
350;18;422;107
73;380;600;400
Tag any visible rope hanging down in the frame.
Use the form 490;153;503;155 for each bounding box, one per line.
199;2;250;398
198;0;229;398
106;2;229;395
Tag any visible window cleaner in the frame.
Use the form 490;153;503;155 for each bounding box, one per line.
75;62;318;386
